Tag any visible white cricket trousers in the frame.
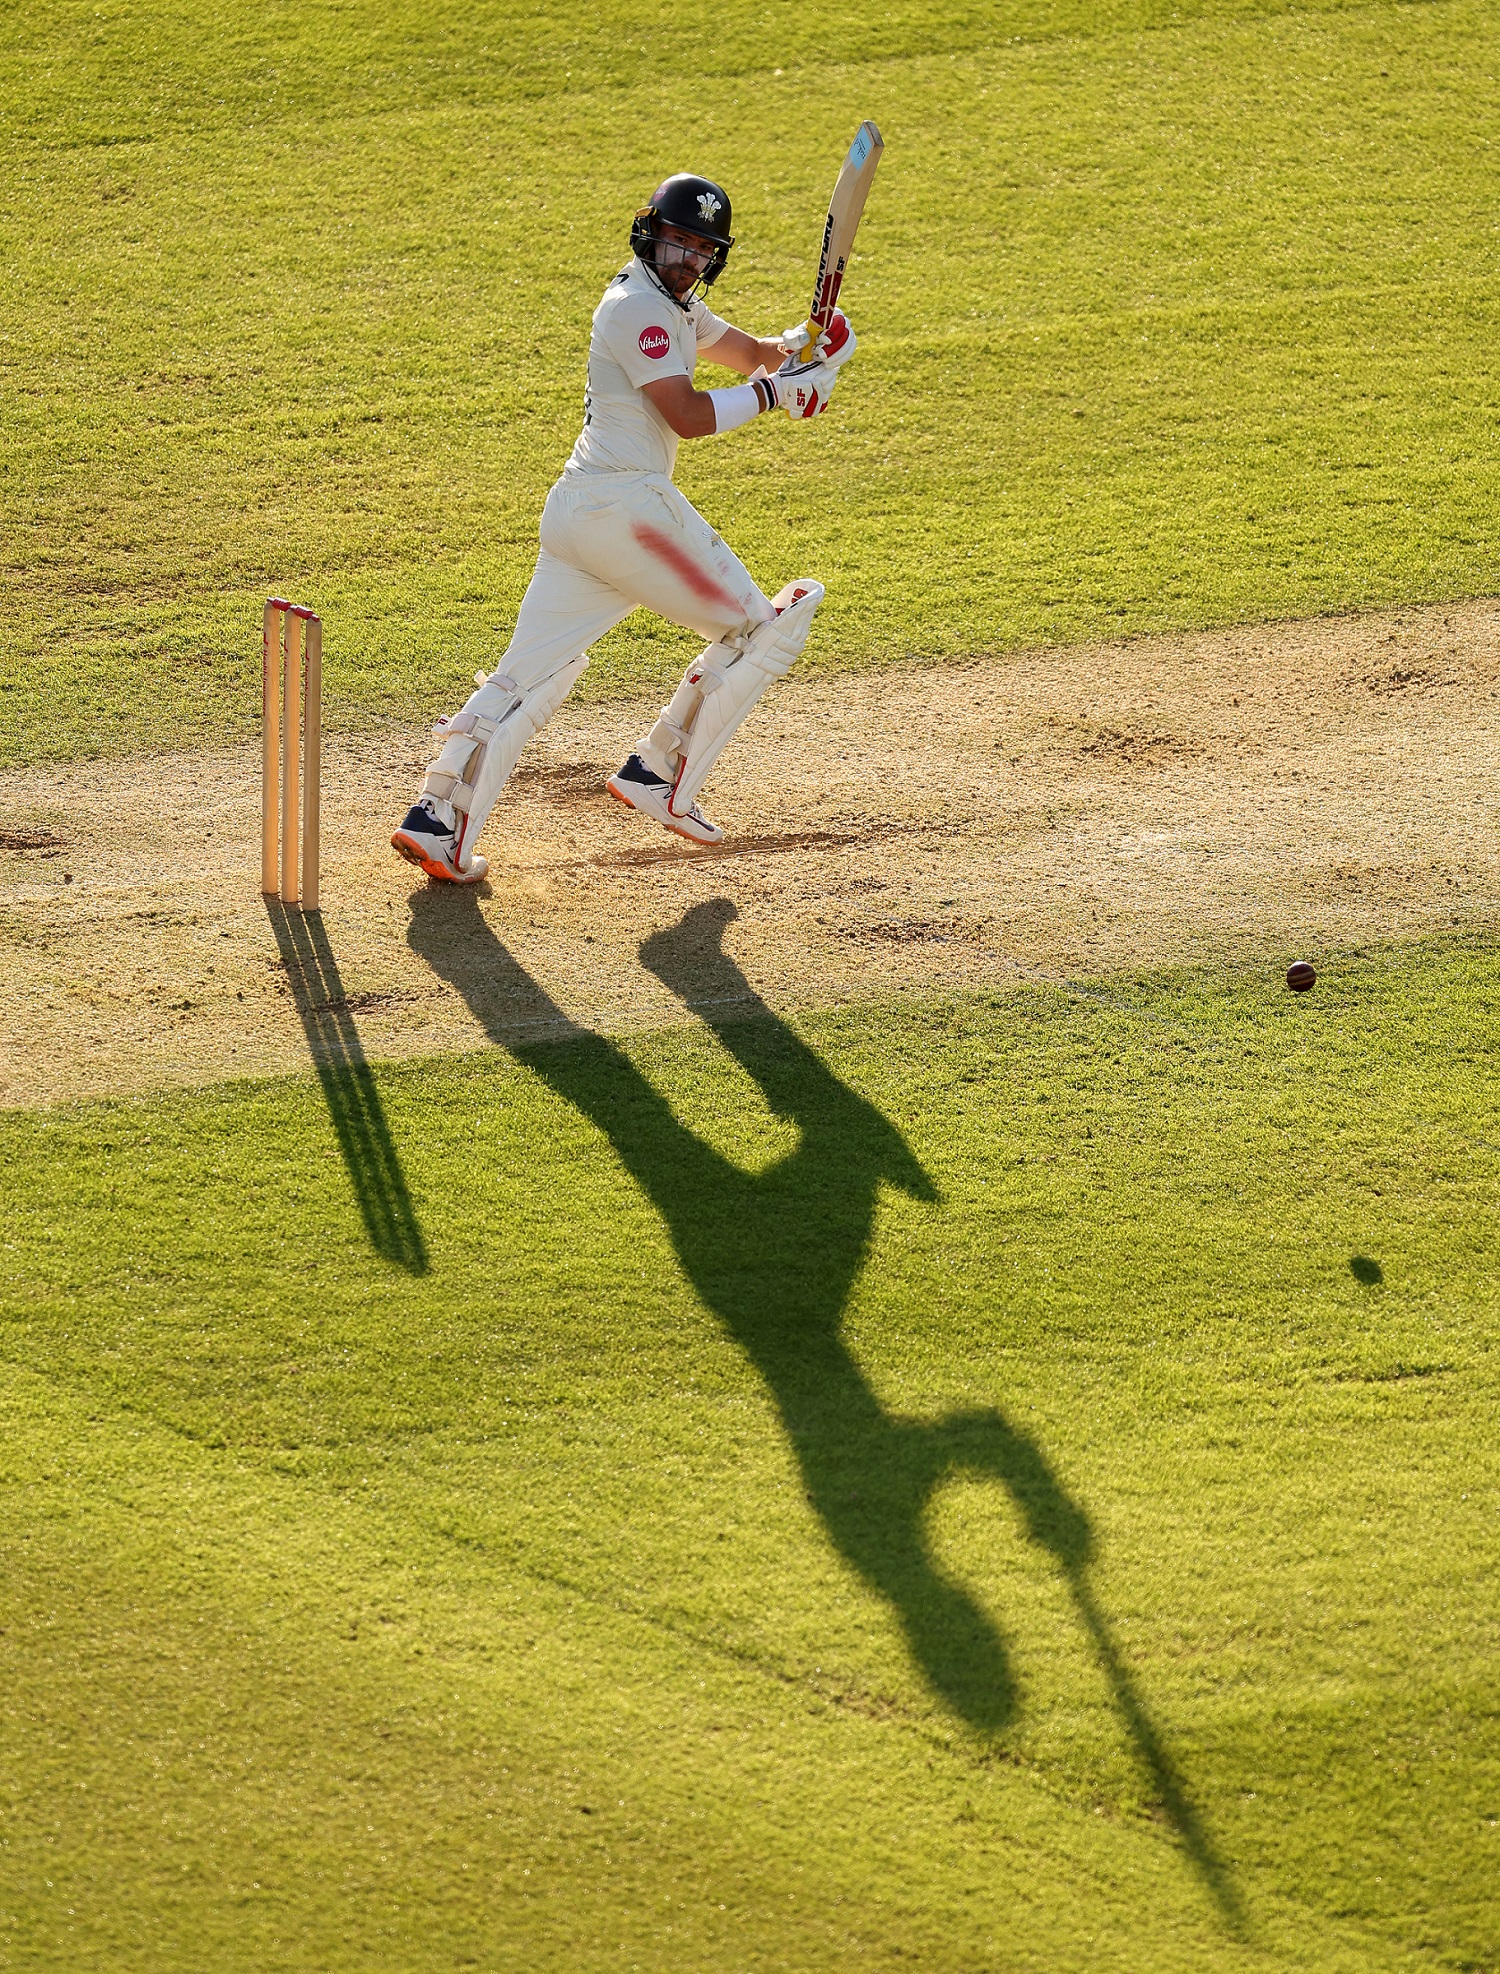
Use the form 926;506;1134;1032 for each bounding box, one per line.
422;471;777;857
499;471;773;692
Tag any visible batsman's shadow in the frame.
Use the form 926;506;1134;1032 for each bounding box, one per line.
265;899;428;1274
407;889;1238;1924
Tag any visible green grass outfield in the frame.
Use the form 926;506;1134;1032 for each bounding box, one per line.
2;0;1498;763
2;922;1498;1968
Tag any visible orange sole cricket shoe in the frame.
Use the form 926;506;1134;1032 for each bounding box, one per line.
606;755;723;846
391;806;489;885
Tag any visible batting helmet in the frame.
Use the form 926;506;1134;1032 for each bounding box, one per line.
629;174;734;303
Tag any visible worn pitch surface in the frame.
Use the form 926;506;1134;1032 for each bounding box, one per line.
3;597;1496;1109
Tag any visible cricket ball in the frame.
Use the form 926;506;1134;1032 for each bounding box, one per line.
1286;960;1317;992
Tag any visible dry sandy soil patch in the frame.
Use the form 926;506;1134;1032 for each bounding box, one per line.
2;598;1497;1109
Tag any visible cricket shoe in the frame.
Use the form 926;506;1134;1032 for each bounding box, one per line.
606;754;723;846
390;800;489;884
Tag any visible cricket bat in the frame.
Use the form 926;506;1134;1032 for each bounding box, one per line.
800;120;884;361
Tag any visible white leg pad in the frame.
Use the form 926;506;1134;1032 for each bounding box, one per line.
665;580;824;817
422;653;589;871
639;671;712;783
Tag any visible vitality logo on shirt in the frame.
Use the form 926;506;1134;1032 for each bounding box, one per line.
638;325;671;360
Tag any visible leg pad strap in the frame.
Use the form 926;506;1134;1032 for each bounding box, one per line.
445;656;590;868
667;580;824;816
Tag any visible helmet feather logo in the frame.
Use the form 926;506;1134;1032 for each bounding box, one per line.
696;192;722;223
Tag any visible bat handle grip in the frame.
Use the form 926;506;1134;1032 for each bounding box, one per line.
800;314;828;364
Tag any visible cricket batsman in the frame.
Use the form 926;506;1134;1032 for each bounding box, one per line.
391;171;854;881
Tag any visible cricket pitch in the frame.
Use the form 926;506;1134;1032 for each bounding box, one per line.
2;595;1496;1110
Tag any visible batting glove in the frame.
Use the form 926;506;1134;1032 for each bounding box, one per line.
766;360;839;420
778;310;857;372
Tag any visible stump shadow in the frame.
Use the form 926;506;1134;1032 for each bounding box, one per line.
265;899;428;1274
407;889;1238;1923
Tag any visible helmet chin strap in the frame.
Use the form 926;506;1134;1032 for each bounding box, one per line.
641;255;690;311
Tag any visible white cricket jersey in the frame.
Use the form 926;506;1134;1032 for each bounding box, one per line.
564;257;729;480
